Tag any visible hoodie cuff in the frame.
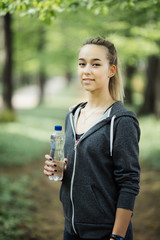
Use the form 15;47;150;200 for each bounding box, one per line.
117;191;136;211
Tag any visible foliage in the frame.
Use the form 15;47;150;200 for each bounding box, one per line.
0;175;33;240
0;0;160;23
0;0;62;24
11;5;160;86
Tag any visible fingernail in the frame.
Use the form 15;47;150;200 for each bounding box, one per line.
52;173;54;175
49;158;52;160
53;164;57;167
54;170;57;172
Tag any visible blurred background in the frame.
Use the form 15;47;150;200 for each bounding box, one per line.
0;1;160;240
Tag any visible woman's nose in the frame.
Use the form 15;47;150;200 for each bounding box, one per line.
84;64;91;74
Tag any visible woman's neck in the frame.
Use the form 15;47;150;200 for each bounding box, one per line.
86;91;115;109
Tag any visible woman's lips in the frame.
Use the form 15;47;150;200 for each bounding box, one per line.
83;78;95;83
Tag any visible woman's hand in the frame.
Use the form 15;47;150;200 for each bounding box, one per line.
44;154;68;177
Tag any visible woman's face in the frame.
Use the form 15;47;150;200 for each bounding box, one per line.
78;44;115;93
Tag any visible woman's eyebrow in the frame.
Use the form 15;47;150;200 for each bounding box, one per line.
78;58;102;61
92;58;101;61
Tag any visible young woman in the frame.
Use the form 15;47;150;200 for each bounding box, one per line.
44;37;141;240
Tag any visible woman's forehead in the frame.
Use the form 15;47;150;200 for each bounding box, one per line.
79;44;108;60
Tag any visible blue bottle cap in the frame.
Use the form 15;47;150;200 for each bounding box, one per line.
54;125;62;131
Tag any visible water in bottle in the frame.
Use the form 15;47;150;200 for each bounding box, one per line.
48;125;65;181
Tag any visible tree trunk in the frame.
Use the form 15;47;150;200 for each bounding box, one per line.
1;13;13;110
154;58;160;118
37;26;46;105
139;56;159;115
65;71;72;85
125;65;135;104
39;71;45;105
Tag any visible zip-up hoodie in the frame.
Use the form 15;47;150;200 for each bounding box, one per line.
60;101;140;239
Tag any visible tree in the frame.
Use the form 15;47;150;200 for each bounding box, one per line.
125;64;136;104
37;25;46;104
1;12;13;110
155;57;160;118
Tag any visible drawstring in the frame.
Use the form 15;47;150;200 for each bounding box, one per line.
110;115;116;157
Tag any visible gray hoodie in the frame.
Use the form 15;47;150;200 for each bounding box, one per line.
60;101;140;239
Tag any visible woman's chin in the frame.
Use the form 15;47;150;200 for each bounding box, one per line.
83;86;95;92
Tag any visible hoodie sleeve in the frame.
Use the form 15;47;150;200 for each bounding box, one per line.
112;116;141;211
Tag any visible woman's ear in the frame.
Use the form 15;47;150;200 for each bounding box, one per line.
108;65;116;78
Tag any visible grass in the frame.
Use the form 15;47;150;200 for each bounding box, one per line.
125;104;160;169
139;114;160;169
0;175;34;240
0;83;77;167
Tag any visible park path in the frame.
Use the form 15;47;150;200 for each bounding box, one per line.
12;76;67;109
132;164;160;239
0;76;67;110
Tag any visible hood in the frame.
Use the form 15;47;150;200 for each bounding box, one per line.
69;101;138;122
68;101;140;157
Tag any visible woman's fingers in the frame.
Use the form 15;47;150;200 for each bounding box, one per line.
45;155;68;165
44;165;55;172
45;161;62;172
64;158;68;164
44;155;56;176
44;155;68;177
45;160;56;166
44;169;54;176
44;164;57;176
63;158;68;170
45;154;52;161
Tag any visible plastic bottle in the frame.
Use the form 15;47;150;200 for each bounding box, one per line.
48;125;65;181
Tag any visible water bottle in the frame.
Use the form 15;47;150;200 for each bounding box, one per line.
48;125;65;181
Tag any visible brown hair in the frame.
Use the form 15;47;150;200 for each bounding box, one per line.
82;37;124;102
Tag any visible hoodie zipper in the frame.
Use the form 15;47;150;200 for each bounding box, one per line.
69;114;77;234
69;113;89;234
110;115;116;157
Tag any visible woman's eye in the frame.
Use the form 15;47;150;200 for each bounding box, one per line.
93;63;100;66
79;63;85;66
